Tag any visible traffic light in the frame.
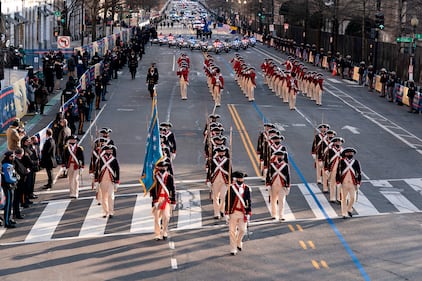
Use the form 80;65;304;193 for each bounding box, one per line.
375;12;384;30
258;11;262;18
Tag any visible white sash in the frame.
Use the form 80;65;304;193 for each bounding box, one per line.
212;157;228;176
100;155;116;178
341;159;356;178
271;162;287;182
156;172;170;196
68;144;80;165
231;184;246;209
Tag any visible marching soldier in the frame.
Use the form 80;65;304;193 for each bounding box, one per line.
319;129;336;192
176;62;189;100
94;145;120;218
265;150;290;221
225;171;251;256
323;136;344;203
89;137;109;204
336;147;361;219
160;122;176;157
315;74;324;106
62;135;84;199
246;67;256;102
207;146;231;219
256;123;275;177
288;72;299;110
312;123;330;184
212;68;224;107
367;65;375;92
151;160;176;241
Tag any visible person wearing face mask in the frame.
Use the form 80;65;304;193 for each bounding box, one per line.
151;160;176;241
62;135;84;199
207;146;231;219
312;123;330;184
265;150;290;221
146;63;159;99
336;147;361;219
128;51;138;80
317;129;336;193
323;137;345;203
225;171;251;256
94;145;120;218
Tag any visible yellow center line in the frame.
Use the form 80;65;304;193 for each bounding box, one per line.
227;104;261;177
299;240;307;250
320;260;329;269
308;240;316;249
296;224;303;232
288;224;295;232
311;260;320;270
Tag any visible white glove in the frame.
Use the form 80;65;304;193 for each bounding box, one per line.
89;173;95;179
62;166;67;172
171;153;176;160
154;202;159;208
225;215;230;223
336;184;342;190
266;185;271;190
246;214;250;222
171;204;176;210
79;168;84;173
285;187;290;195
356;184;361;189
312;154;316;160
114;183;119;192
207;182;211;188
94;182;99;189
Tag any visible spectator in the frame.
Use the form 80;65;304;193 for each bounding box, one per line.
6;120;24;152
40;128;57;189
35;80;49;115
1;151;18;228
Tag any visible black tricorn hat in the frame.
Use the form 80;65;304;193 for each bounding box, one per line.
341;147;357;157
231;171;247;179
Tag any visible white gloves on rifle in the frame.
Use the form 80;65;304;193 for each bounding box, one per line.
206;181;211;188
154;202;159;209
89;173;95;180
171;204;176;210
225;215;230;223
312;154;316;160
114;183;119;192
246;214;250;222
171;153;176;160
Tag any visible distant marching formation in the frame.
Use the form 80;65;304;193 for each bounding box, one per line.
204;54;225;107
261;56;325;109
230;53;257;102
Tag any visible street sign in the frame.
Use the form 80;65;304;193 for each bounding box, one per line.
396;37;412;43
415;34;422;40
57;36;71;48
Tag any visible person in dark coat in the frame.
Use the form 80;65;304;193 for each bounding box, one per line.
40;128;57;189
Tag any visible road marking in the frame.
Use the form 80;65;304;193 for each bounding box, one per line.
297;183;337;219
308;241;316;249
353;190;380;216
79;199;107;237
25;200;70;243
259;186;295;221
380;190;419;213
228;104;261;177
171;258;178;269
320;260;329;268
117;108;135;111
342;125;360;134
299;240;307;250
312;260;321;269
370;180;393;187
177;190;202;230
130;194;154;234
404;178;422;195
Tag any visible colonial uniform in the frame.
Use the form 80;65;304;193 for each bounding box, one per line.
265;151;290;221
177;64;189;100
318;130;337;192
225;171;251;256
336;147;361;218
207;146;231;219
323;137;344;202
311;124;330;184
211;69;224;107
151;161;176;240
94;145;120;218
62;135;84;198
288;72;299;110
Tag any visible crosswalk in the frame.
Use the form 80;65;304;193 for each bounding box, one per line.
1;177;422;245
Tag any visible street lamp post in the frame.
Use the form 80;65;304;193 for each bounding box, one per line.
409;16;418;81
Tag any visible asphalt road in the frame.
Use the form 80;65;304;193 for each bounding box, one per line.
1;25;422;281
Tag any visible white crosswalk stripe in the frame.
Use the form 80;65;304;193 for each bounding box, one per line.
2;178;422;244
25;200;70;243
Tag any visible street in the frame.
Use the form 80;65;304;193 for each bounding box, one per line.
1;26;422;281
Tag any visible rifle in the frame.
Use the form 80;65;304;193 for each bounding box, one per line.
227;127;233;224
206;113;213;200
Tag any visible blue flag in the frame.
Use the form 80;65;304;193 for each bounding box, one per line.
140;97;164;193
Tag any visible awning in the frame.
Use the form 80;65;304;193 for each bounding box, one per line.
15;13;29;24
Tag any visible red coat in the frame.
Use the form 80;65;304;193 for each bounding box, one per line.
212;75;224;89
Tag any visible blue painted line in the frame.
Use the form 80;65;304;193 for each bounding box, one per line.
252;103;371;281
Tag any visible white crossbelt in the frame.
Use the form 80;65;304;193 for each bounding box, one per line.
68;144;80;165
231;184;246;209
100;155;116;178
156;172;170;196
270;162;287;182
341;159;356;178
212;157;229;176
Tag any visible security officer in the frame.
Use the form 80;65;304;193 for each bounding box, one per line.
225;171;251;256
94;145;120;218
128;51;138;80
207;145;231;219
76;90;88;135
146;64;159;98
336;147;361;219
265;150;290;221
1;151;17;228
62;135;84;199
151;160;176;241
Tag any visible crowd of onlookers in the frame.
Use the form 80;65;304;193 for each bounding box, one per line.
0;26;153;229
